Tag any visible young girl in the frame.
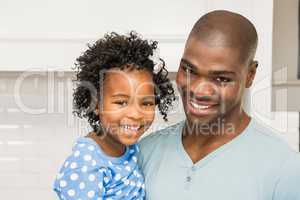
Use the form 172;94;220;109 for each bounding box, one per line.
53;32;175;200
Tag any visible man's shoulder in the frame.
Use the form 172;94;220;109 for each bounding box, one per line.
248;118;299;163
139;121;184;147
250;118;292;150
138;121;184;158
137;121;184;169
249;120;300;199
273;151;300;199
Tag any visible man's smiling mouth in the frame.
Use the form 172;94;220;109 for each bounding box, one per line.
190;100;218;110
186;98;219;116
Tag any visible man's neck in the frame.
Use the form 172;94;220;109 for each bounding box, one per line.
182;109;251;163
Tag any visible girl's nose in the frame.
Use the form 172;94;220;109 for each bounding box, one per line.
126;104;143;120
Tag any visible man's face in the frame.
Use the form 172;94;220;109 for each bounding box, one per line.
176;37;254;126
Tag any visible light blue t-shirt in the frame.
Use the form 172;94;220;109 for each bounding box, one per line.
138;118;300;200
53;137;145;200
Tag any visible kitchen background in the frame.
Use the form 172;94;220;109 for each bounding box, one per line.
0;0;299;199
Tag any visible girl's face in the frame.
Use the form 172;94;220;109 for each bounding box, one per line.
97;68;156;146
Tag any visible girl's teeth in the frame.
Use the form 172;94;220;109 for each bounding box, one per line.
122;125;140;131
190;101;210;109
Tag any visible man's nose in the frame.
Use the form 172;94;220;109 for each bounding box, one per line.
190;79;217;97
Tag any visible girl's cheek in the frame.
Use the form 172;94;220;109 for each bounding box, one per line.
147;109;156;122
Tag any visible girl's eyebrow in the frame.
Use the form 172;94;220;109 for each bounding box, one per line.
142;95;156;100
111;93;129;98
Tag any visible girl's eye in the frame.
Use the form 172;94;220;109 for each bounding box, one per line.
143;101;155;107
114;101;128;106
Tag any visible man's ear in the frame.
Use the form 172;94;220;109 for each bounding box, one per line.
245;60;258;88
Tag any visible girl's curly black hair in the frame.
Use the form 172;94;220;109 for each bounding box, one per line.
72;31;176;134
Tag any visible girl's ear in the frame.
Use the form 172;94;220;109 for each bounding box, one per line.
94;101;100;116
245;60;258;88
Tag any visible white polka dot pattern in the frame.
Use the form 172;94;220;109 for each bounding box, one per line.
53;138;145;200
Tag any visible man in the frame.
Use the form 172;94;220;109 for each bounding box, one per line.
138;10;300;200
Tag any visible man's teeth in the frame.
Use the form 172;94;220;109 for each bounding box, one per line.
190;101;211;109
121;125;140;131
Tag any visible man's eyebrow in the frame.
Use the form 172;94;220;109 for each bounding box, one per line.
181;58;236;76
208;70;236;76
180;59;198;71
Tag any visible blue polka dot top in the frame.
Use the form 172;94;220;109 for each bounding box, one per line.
53;137;145;200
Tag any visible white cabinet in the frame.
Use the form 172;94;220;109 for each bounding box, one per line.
0;0;203;71
0;0;272;73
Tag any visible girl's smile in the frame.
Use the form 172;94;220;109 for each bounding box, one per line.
96;67;155;147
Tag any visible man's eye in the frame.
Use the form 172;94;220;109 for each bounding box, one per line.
181;65;196;75
215;77;232;83
181;65;188;72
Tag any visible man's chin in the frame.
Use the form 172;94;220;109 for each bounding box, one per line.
187;114;216;124
185;109;224;125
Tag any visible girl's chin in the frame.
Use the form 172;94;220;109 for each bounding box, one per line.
116;132;141;145
118;137;139;146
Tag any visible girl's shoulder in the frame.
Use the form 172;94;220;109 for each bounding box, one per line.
53;137;109;199
70;137;139;168
70;137;106;165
